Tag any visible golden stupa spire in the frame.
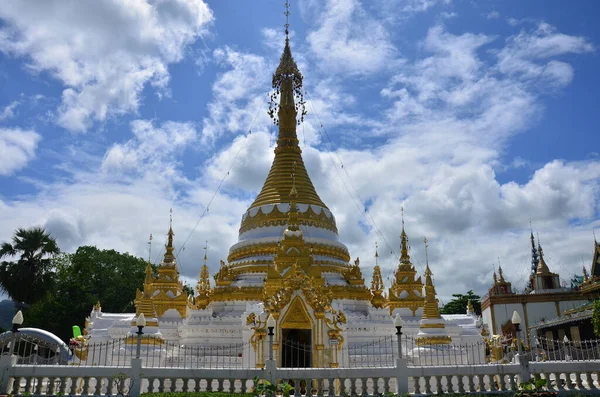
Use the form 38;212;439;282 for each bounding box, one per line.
163;209;176;265
421;238;442;320
144;262;154;284
370;242;386;309
399;206;411;264
498;259;506;283
195;241;211;309
536;235;551;274
250;0;326;210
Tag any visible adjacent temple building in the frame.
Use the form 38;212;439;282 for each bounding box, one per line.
481;232;598;344
85;19;483;368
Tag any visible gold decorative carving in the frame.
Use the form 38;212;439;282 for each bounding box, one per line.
415;335;452;345
370;264;387;309
240;204;338;234
280;296;312;329
227;241;350;264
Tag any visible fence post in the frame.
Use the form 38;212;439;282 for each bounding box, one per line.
0;354;17;394
265;315;276;385
129;358;142;397
516;352;530;384
396;356;408;394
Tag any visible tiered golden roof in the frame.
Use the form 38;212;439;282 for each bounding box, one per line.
195;247;211;309
416;258;451;345
134;215;189;318
388;217;424;315
370;245;386;309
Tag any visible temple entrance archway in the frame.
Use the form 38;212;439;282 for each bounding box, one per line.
279;296;314;368
281;328;312;368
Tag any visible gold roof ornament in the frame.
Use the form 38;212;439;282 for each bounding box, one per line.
399;207;411;265
536;239;552;275
498;264;506;283
370;243;387;309
421;263;443;321
136;210;188;319
196;241;212;310
93;301;101;311
163;209;176;265
583;265;589;283
416;238;451;345
388;213;424;315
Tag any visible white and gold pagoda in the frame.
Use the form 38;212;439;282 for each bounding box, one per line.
83;16;483;368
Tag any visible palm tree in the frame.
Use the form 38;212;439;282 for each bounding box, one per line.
0;227;60;307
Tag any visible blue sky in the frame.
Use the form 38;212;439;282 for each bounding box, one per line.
0;0;599;301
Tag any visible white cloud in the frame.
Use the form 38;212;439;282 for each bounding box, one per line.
496;23;594;87
0;128;41;175
201;47;272;143
0;0;213;132
306;0;399;75
102;119;197;177
0;101;19;121
486;11;500;19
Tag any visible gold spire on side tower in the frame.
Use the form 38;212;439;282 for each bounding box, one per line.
370;243;386;309
416;238;451;345
196;241;212;309
388;208;424;315
142;210;188;318
163;209;176;265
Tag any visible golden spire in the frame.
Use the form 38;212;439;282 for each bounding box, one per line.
370;242;386;309
250;1;325;210
416;244;451;345
144;262;154;284
196;250;212;309
162;209;176;265
583;265;589;282
421;238;442;320
493;270;498;285
421;266;446;322
536;236;551;274
498;261;506;283
399;207;411;264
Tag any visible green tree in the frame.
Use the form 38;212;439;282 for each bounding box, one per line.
439;290;482;316
27;246;149;341
0;227;60;306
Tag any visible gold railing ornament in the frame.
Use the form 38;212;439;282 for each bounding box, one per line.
246;312;269;368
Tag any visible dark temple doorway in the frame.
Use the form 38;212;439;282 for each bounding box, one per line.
281;328;312;368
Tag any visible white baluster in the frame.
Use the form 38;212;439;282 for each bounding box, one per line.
574;371;583;391
424;376;432;394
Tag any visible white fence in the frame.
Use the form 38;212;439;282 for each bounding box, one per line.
3;353;600;396
2;333;600;396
